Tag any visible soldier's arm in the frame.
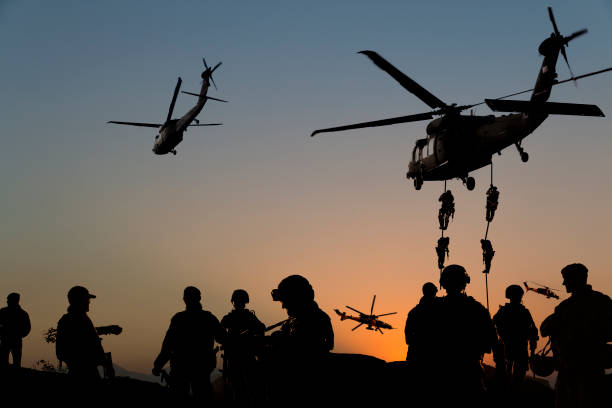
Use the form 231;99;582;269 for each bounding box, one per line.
153;316;177;372
22;311;31;338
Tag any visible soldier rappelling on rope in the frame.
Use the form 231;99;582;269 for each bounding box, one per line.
435;236;450;270
481;239;495;274
438;190;455;230
485;186;500;222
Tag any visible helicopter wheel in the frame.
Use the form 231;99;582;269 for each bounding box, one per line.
521;152;529;162
414;177;423;190
171;150;177;156
466;177;475;191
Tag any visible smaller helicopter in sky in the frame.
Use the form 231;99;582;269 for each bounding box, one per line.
108;58;226;155
523;282;560;299
334;295;396;334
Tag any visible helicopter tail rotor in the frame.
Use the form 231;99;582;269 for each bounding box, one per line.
202;57;222;90
547;7;587;83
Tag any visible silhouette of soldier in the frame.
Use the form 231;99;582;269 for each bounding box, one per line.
481;239;495;273
268;275;334;404
55;285;108;404
405;282;438;365
492;284;538;386
485;185;499;222
540;263;612;408
438;190;455;230
153;286;225;404
435;236;450;269
220;289;265;405
0;293;31;368
433;265;497;408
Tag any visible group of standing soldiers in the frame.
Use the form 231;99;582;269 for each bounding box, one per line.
29;275;332;406
404;262;612;408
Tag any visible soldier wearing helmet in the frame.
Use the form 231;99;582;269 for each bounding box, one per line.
268;275;334;403
432;265;497;407
153;286;225;404
220;289;265;404
492;284;538;386
540;263;612;408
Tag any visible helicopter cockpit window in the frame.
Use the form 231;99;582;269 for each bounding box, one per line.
427;137;435;156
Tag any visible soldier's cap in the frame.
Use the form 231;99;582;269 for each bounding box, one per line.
561;263;588;282
67;286;96;302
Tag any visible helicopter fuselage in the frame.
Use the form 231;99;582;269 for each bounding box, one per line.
153;79;210;155
407;111;547;181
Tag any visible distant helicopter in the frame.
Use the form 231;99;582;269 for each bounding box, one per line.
334;295;396;334
523;282;560;299
108;58;226;155
311;8;612;191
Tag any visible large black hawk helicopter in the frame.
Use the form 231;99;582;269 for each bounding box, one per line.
108;58;226;155
311;8;611;190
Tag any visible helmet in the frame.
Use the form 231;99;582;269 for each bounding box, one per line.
67;286;96;304
440;265;470;290
183;286;201;302
231;289;249;304
422;282;438;297
505;284;524;300
272;275;314;304
561;263;588;285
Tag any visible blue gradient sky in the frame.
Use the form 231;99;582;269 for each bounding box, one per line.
1;0;612;373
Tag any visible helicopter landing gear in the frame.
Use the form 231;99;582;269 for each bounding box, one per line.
414;176;423;190
462;176;475;191
515;142;529;162
171;150;177;155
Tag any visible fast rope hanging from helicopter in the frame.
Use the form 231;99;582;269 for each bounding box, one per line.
481;164;499;311
435;164;500;311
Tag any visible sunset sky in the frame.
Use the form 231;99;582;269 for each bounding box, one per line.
1;0;611;375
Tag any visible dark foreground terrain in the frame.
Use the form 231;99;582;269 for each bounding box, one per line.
6;353;600;407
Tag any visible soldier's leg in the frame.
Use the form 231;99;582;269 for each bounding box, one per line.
0;343;9;370
191;372;213;406
11;344;22;367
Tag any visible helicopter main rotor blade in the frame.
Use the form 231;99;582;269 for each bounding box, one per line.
166;77;183;123
107;121;162;128
370;295;376;316
188;123;223;126
352;323;364;331
359;50;448;110
310;112;433;137
548;7;561;38
376;312;397;317
346;306;366;316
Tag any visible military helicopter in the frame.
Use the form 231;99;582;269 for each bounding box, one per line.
334;295;396;334
523;282;560;299
311;8;612;190
108;58;226;155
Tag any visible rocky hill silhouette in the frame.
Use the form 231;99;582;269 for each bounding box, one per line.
5;354;610;407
